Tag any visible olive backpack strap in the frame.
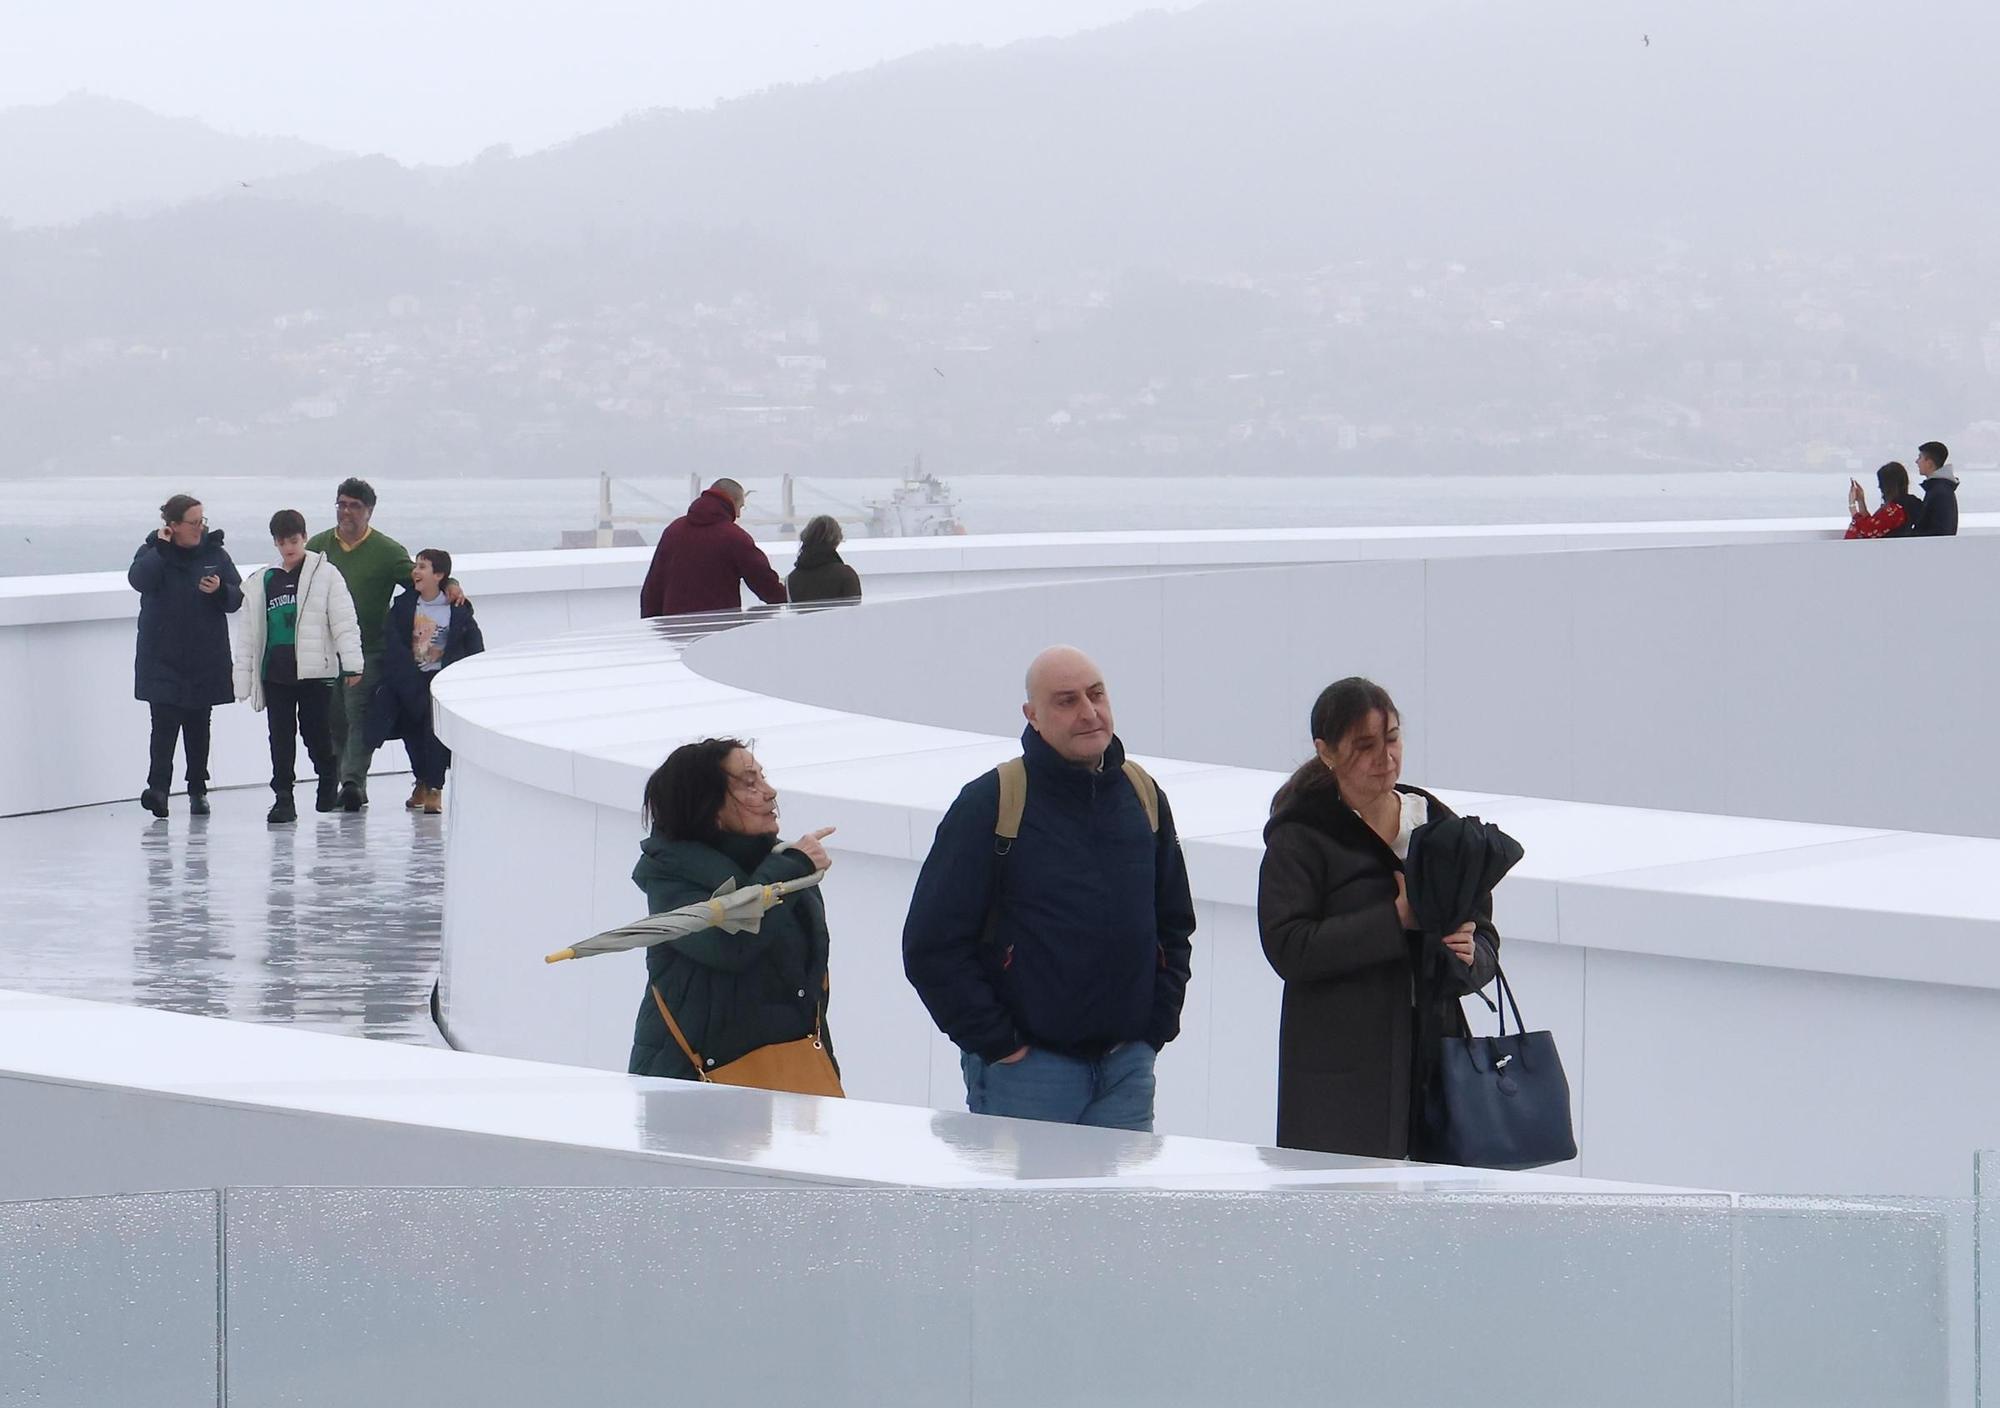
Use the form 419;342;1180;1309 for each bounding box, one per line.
994;757;1028;848
1120;760;1160;833
981;758;1028;951
994;756;1157;837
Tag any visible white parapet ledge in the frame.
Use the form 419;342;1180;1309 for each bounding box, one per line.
0;987;1687;1194
434;595;2000;997
14;514;1988;627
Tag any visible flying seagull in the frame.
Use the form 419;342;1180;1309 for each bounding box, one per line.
1642;34;1650;47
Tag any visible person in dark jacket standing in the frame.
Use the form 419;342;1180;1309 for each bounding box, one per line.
369;548;484;816
638;478;788;617
628;738;839;1087
903;646;1196;1132
1907;441;1960;538
1257;677;1498;1159
127;494;243;817
785;515;862;604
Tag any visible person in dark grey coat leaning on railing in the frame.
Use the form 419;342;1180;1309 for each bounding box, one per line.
785;515;862;605
1907;440;1960;538
128;493;243;818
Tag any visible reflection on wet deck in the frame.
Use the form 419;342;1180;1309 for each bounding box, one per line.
0;788;445;1046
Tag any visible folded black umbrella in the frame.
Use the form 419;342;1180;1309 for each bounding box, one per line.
1404;813;1523;942
1404;813;1574;1169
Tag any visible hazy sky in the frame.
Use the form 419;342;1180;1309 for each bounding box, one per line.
1;0;1190;164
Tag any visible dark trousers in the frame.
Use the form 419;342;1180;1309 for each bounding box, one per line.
264;679;337;792
401;670;450;787
146;703;213;794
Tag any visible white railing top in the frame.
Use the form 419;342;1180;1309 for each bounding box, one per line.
7;514;1957;627
433;602;2000;996
0;986;1683;1193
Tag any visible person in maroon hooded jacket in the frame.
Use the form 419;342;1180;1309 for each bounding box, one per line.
638;478;789;617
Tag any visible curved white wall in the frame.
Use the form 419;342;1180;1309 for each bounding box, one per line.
691;534;2000;838
432;530;2000;1197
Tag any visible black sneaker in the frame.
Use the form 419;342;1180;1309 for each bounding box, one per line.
188;792;211;817
315;777;339;813
139;788;169;818
340;782;364;813
267;793;298;824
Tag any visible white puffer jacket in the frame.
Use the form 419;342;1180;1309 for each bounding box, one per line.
233;550;365;711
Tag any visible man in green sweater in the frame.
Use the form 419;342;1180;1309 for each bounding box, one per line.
305;477;421;811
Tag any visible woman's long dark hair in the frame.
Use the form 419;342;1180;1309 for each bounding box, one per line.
643;737;748;844
1270;677;1400;816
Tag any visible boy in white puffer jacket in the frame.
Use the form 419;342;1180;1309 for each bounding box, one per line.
234;509;365;823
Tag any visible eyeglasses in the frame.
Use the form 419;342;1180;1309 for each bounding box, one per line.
335;499;368;511
177;518;209;530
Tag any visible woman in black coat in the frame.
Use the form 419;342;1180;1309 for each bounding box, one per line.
785;515;862;604
628;737;841;1091
127;493;243;817
1257;677;1498;1158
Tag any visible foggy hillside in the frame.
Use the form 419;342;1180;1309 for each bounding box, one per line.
242;0;2000;269
3;0;1997;482
0;93;346;228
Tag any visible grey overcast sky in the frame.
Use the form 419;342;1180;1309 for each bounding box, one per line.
0;0;1192;164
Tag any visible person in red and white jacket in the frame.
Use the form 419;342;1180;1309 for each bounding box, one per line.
1846;462;1923;540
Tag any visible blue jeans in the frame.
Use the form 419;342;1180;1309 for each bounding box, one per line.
961;1043;1157;1132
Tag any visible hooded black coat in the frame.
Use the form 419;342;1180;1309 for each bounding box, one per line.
1909;474;1960;537
1257;779;1499;1158
126;529;243;707
785;543;862;603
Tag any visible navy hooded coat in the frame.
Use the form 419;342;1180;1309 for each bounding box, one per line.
127;529;243;707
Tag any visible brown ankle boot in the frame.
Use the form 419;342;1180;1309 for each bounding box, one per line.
405;781;426;811
422;785;443;815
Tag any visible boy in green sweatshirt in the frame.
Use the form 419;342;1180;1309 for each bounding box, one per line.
306;477;413;810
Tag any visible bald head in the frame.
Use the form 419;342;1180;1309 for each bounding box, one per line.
709;478;746;509
1023;645;1115;766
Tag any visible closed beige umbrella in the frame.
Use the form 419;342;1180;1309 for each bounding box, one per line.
544;872;826;963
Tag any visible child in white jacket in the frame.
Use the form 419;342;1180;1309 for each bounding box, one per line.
234;509;364;823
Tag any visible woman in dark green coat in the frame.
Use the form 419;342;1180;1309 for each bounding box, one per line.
785;515;862;604
628;737;839;1085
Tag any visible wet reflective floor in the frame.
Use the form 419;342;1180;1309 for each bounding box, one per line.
0;787;446;1046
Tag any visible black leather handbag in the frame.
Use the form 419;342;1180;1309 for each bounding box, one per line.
1411;965;1577;1171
